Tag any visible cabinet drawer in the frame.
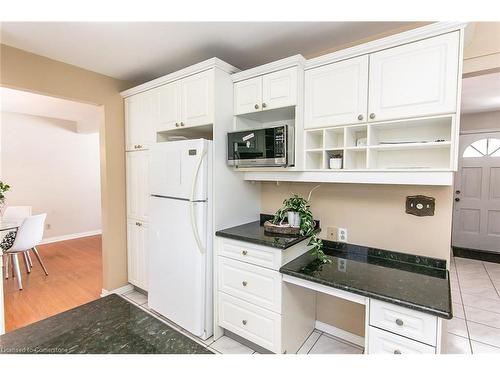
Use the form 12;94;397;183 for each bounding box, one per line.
220;239;280;270
370;299;437;346
219;257;282;313
218;292;281;353
368;326;435;354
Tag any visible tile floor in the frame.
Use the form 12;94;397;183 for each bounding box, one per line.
447;255;500;353
120;288;363;354
121;254;500;354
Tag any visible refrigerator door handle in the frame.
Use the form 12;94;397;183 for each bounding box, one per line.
190;147;207;254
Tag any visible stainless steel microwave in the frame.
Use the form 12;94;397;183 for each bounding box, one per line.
227;125;294;167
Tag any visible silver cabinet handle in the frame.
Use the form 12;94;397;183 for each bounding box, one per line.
242;281;247;286
358;114;364;121
180;122;185;127
395;318;404;326
369;113;376;120
394;349;402;354
136;222;142;227
175;123;180;127
242;250;248;256
262;102;267;109
254;104;259;110
242;320;247;325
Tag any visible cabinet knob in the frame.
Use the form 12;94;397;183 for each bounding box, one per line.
242;320;247;325
242;250;248;256
137;145;142;149
180;122;185;127
395;318;404;326
175;123;180;127
394;349;402;354
262;102;267;109
369;113;376;120
254;104;259;110
242;281;247;286
136;222;142;227
357;114;364;121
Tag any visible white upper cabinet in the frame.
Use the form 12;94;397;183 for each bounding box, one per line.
234;67;298;115
305;56;369;129
181;70;214;127
125;90;157;151
262;67;298;111
126;150;149;222
157;82;181;132
234;76;262;115
368;31;460;122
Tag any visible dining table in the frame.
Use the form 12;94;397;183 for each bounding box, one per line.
0;219;22;233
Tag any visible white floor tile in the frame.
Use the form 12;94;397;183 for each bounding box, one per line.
308;334;363;354
453;303;465;319
210;336;254;354
465;305;500;329
471;340;500;353
451;290;463;304
123;290;148;305
447;317;469;338
296;331;321;354
467;321;500;348
444;333;471;354
461;293;500;313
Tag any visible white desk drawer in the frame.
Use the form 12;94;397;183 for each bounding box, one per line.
370;299;437;346
218;257;282;313
220;239;280;270
218;292;281;353
368;326;435;354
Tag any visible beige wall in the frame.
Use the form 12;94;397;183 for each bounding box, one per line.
1;44;131;290
261;182;453;336
1;112;101;239
461;110;500;133
464;22;500;76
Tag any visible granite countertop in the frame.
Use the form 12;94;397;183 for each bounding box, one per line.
280;241;452;319
215;214;319;250
0;294;212;354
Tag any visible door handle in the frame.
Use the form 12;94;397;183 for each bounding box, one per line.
455;198;460;202
456;190;461;194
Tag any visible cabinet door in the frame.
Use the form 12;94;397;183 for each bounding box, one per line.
262;67;297;111
125;91;156;151
305;55;369;129
234;76;263;115
126;150;149;222
127;219;149;291
368;31;460;122
157;82;181;132
180;70;214;128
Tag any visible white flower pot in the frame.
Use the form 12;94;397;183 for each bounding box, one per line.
287;211;301;228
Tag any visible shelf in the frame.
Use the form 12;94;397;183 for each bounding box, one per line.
242;170;454;185
368;141;451;150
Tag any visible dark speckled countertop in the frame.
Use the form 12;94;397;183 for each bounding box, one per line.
0;294;212;354
280;241;452;319
215;214;320;249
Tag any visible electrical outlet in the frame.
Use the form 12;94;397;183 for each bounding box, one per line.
337;227;347;242
326;227;337;241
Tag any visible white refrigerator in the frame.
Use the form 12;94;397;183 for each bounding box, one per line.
148;138;213;339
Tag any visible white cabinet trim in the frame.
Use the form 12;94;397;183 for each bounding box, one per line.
232;55;305;82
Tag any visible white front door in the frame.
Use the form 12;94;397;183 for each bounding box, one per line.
452;132;500;252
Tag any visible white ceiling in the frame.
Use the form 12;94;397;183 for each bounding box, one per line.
461;72;500;114
0;22;415;83
0;87;103;133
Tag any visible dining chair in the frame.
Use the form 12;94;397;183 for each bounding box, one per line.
3;214;48;290
2;206;33;277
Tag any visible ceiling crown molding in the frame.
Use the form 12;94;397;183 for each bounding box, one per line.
231;54;306;82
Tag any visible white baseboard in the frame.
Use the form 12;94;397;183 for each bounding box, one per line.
41;230;102;245
101;284;134;297
315;320;365;347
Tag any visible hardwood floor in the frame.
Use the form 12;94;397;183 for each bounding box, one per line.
3;235;102;332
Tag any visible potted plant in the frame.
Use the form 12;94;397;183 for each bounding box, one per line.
0;180;10;214
271;187;331;264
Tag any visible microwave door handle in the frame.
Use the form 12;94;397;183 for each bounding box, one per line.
190;147;207;254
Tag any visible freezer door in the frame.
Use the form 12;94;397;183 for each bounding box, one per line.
148;196;208;337
150;139;209;201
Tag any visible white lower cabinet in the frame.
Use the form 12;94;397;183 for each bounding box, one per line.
127;219;149;291
368;326;435;354
216;238;315;354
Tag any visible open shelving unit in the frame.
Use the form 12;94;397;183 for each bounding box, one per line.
304;114;455;171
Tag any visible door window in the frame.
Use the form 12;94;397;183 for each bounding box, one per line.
463;138;500;158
